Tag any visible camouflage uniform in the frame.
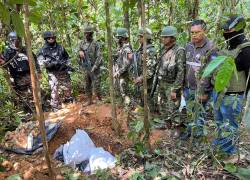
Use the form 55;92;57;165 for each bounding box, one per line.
37;33;72;111
78;39;103;99
3;33;40;113
115;43;133;105
134;44;157;111
157;44;185;124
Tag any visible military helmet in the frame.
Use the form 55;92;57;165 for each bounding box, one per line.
222;15;246;31
138;28;152;39
43;31;56;40
161;26;178;37
8;32;18;41
84;25;95;33
115;27;129;38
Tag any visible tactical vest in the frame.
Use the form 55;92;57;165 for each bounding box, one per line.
219;42;250;92
158;45;185;81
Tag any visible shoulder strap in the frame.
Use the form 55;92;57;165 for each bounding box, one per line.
236;42;250;57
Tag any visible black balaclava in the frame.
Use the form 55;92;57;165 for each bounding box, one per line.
223;29;246;50
85;32;93;42
46;38;56;47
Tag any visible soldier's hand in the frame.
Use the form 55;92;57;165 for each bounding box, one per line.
134;77;143;84
0;59;4;65
79;51;85;59
37;73;42;80
113;72;119;78
198;94;209;103
171;91;177;101
128;53;133;60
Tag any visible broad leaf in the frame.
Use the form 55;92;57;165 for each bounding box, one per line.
29;11;41;24
7;0;36;6
0;2;11;25
11;12;25;37
224;163;237;173
7;174;22;180
214;57;235;92
202;56;227;78
235;167;250;180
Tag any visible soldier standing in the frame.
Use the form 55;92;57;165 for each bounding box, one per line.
213;16;250;155
78;25;103;106
133;28;157;112
37;31;73;112
153;26;185;126
1;32;41;114
113;28;133;107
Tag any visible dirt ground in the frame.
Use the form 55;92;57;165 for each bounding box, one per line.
0;96;132;180
0;95;249;179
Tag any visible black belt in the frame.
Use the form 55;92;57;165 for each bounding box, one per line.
225;91;244;95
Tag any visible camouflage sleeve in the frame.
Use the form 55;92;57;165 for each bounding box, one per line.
36;48;45;68
146;49;157;80
92;42;103;72
171;49;185;92
117;47;132;76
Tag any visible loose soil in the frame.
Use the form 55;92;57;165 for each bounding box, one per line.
0;96;132;180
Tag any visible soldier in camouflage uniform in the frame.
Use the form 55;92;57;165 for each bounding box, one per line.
79;25;103;106
154;26;185;126
113;28;133;106
133;28;157;112
1;32;41;114
37;31;73;112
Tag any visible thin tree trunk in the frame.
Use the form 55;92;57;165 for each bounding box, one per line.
23;2;54;179
104;0;120;135
141;0;150;145
168;0;173;25
123;0;130;39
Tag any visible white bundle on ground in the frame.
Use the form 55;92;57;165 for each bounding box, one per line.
59;129;116;173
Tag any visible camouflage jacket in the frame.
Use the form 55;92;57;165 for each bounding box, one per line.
115;43;133;77
37;42;70;72
135;44;157;80
158;44;185;92
79;39;103;72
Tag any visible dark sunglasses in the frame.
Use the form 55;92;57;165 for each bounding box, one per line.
47;37;55;40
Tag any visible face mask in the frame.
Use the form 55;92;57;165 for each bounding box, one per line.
223;29;245;49
9;39;19;50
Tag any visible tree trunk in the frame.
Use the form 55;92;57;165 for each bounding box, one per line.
141;0;150;146
168;0;173;25
104;0;121;135
123;0;130;39
23;2;54;179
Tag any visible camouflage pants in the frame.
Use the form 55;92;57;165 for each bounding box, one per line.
14;74;34;113
85;71;101;97
137;83;156;113
158;81;181;125
118;75;131;106
48;71;72;109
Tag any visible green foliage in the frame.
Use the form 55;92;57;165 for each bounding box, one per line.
11;12;25;37
235;167;250;180
0;2;10;25
214;57;236;92
202;56;227;78
7;174;22;180
202;56;236;92
224;163;237;173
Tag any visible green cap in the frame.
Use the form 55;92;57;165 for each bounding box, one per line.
161;26;178;37
138;28;152;39
115;27;129;38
